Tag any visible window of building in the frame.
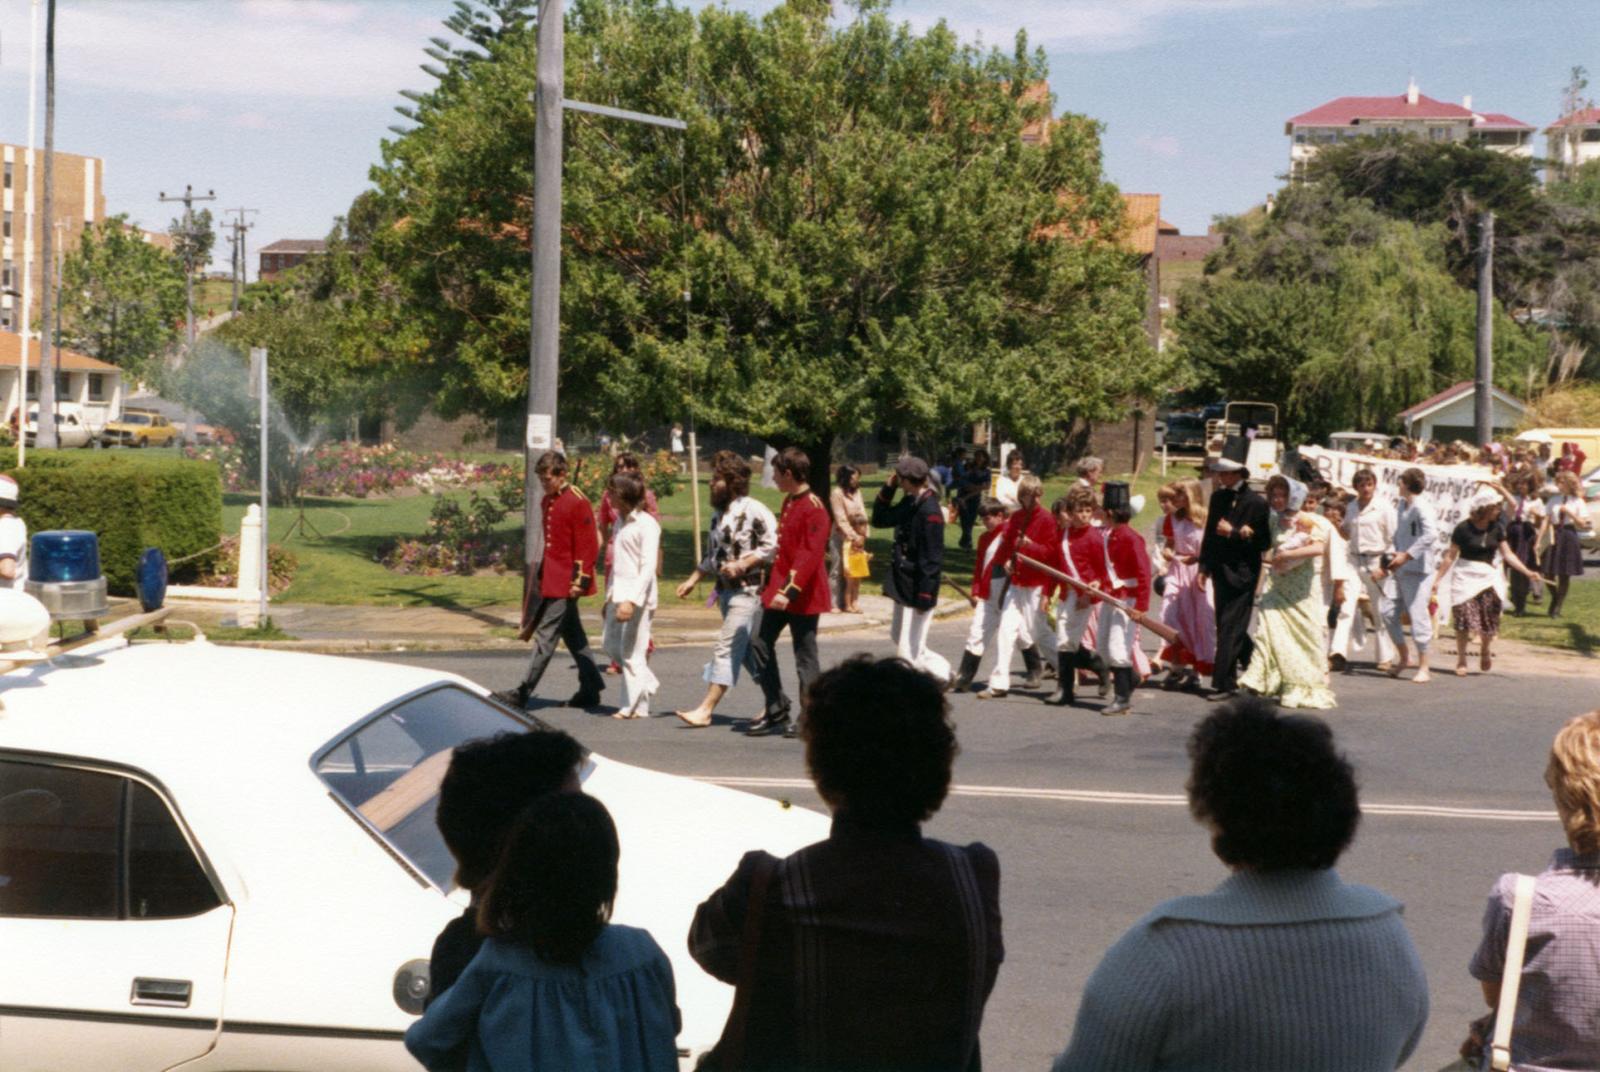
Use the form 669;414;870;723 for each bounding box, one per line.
1584;129;1600;142
2;260;11;288
1294;131;1306;144
0;309;12;331
88;373;105;401
1429;126;1451;141
2;161;11;190
25;372;36;396
3;210;10;239
56;372;70;397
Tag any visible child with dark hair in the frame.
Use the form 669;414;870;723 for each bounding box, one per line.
1096;482;1152;715
428;730;585;1005
951;497;1011;692
602;470;661;719
407;794;680;1072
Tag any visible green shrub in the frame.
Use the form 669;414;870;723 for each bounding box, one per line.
10;457;222;593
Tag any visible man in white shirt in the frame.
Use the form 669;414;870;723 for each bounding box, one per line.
602;471;661;718
0;475;27;589
1340;468;1396;669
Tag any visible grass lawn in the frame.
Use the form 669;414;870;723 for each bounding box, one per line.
229;461;1179;609
1500;576;1599;656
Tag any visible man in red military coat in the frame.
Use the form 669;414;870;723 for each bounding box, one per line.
495;451;607;709
1097;480;1153;715
745;447;831;738
978;474;1058;699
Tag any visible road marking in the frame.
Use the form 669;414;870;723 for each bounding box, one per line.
697;776;1557;823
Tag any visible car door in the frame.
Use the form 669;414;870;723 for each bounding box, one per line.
0;757;233;1072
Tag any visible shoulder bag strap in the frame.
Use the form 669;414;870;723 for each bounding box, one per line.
1490;873;1537;1072
713;854;777;1070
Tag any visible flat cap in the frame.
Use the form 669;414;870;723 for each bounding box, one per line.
895;455;930;482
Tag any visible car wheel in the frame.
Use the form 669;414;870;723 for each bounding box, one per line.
137;437;148;449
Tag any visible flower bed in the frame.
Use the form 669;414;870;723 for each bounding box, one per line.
185;441;519;499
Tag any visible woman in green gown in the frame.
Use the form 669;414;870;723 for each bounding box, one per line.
1240;476;1337;709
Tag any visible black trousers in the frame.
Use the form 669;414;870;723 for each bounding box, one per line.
1509;568;1532;615
748;608;820;716
519;596;605;697
1211;580;1256;692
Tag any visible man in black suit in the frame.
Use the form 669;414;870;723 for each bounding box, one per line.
1198;437;1272;697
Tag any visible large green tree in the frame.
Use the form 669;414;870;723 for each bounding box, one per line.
58;216;186;381
1175;186;1545;443
362;0;1162;472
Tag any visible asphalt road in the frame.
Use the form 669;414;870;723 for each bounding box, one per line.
367;621;1597;1071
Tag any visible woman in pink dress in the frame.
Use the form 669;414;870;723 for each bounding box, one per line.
1156;478;1215;689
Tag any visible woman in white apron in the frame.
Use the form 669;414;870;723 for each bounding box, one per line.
1430;487;1543;676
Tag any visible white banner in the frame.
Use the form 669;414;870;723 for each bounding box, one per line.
1299;446;1495;555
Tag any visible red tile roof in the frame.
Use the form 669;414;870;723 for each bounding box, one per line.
1396;380;1525;421
0;333;120;372
1289;93;1473;126
1473;112;1533;130
1547;106;1600;130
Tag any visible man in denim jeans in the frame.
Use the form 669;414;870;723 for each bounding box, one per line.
1378;467;1439;684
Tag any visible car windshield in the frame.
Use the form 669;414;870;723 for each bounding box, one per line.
1166;416;1203;431
121;414;152;425
312;685;568;890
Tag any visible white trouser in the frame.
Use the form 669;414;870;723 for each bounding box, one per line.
892;603;951;683
1382;568;1433;656
603;604;658;715
1349;567;1397;664
987;585;1042;690
1096;601;1139;669
1055;591;1095;653
964;589;1003;657
1033;604;1054;653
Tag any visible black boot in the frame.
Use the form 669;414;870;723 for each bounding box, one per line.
1102;668;1134;716
1049;651;1076;706
1038;646;1057;680
950;650;981;693
1019;646;1043;690
1086;651;1111;698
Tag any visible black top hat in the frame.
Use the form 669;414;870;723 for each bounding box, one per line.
1212;435;1250;471
1102;480;1131;513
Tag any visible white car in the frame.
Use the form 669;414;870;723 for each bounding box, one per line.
23;406;97;448
0;640;829;1071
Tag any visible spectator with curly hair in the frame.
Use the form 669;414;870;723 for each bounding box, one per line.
689;656;1002;1070
1053;698;1428;1071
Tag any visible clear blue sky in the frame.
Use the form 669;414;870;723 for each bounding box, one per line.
0;0;1590;276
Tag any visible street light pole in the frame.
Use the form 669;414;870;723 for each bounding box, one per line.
16;0;40;468
159;184;216;443
523;0;687;571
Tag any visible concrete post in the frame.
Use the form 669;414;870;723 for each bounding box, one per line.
239;503;264;607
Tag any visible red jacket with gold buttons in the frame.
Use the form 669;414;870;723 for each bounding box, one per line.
761;491;832;616
535;483;599;600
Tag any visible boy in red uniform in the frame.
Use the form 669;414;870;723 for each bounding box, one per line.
1049;485;1110;706
1097;481;1152;715
496;451;607;709
746;448;831;738
979;474;1059;699
951;497;1009;692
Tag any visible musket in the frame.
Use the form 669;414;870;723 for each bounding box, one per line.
1016;552;1182;645
943;576;979;608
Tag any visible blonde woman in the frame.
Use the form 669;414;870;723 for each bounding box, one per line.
1156;479;1213;689
829;465;869;613
1466;710;1600;1070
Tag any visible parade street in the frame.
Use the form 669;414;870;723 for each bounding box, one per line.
367;619;1597;1071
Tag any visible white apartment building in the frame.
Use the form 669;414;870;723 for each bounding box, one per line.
1285;80;1533;180
1;143;106;332
1545;106;1600;176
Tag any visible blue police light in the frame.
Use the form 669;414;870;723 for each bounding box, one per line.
31;530;102;583
136;548;168;613
26;530;110;621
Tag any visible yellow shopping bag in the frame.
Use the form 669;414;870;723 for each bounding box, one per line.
845;547;872;578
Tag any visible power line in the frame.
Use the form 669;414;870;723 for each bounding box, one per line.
222;207;258;317
158;184;216;349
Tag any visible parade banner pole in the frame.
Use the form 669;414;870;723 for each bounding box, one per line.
1016;553;1182;645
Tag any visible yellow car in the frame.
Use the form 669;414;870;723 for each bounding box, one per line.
103;409;180;448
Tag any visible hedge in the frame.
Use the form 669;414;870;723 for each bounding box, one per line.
9;455;222;594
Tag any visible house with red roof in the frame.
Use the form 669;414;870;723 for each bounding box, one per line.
1545;106;1600;177
1285;80;1533;180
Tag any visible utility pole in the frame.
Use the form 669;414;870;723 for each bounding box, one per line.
223;208;258;316
159;184;215;443
1474;211;1494;447
36;0;56;449
16;0;40;469
524;0;685;567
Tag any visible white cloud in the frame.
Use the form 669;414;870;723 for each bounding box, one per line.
1137;133;1183;157
890;0;1405;54
0;0;438;102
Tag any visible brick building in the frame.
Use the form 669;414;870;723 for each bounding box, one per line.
258;239;327;281
1;143;106;332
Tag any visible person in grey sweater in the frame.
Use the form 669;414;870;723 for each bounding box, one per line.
1053;698;1429;1072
